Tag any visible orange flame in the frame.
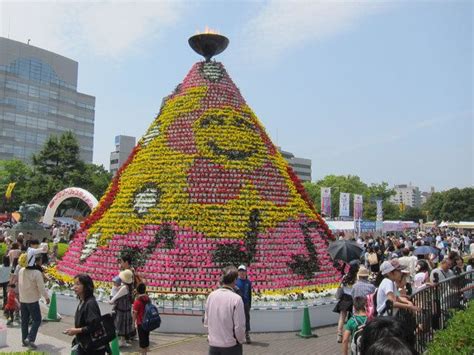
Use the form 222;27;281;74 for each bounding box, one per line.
196;26;220;35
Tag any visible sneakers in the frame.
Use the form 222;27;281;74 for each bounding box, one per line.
119;340;131;348
22;338;37;349
246;334;252;344
337;333;343;343
6;320;12;326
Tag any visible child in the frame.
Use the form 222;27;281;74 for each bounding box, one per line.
4;283;20;325
111;276;122;298
0;256;11;309
342;296;367;355
133;283;150;354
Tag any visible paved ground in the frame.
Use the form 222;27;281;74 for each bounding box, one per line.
0;309;340;354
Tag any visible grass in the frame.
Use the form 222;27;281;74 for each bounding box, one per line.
427;300;474;354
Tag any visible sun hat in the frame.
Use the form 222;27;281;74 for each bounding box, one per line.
357;265;370;278
380;259;406;275
112;275;121;284
119;269;133;284
238;265;247;271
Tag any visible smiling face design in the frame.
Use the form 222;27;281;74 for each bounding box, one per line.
194;108;268;171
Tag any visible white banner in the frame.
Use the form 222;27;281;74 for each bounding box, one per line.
354;194;363;220
321;187;332;217
339;192;350;217
376;199;383;221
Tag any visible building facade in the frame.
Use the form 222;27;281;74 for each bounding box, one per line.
389;183;422;208
110;135;135;175
0;37;95;163
278;148;312;182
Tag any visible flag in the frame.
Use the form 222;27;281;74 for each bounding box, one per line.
339;192;350;217
354;194;363;220
5;182;16;200
376;199;383;221
320;187;331;217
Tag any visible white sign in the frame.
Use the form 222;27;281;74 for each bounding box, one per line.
339;192;350;217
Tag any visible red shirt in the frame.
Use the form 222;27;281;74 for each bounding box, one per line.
133;295;150;325
5;290;18;311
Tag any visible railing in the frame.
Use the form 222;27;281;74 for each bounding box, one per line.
388;270;474;354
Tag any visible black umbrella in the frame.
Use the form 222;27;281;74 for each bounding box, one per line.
328;240;363;263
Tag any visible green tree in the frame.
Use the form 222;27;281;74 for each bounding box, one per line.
0;159;32;211
424;188;474;222
400;207;425;222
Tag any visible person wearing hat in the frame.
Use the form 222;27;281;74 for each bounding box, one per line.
377;259;420;316
351;266;376;299
235;265;252;344
109;270;135;347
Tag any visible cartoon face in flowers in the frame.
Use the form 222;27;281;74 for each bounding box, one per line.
194;108;267;170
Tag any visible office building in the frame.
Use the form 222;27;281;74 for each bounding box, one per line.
278;148;312;182
110;135;135;175
0;37;95;162
389;183;422;208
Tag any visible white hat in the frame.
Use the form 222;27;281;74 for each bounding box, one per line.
238;265;247;271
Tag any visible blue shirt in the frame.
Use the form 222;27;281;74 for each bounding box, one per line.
235;277;252;305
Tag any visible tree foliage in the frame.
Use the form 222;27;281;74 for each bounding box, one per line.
423;188;474;222
0;132;112;211
303;175;397;219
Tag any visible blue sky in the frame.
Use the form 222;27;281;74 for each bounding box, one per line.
1;0;472;192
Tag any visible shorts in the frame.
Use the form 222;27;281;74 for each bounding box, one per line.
137;324;150;349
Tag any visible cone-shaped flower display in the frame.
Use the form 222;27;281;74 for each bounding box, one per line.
56;60;341;295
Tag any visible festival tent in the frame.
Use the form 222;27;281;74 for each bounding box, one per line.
383;220;419;232
325;221;355;231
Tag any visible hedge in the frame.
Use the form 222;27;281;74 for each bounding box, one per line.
427;300;474;354
0;243;69;260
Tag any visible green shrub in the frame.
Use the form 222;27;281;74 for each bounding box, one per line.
48;242;69;260
427;301;474;354
0;243;6;259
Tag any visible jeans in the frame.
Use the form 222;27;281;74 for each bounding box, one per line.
209;344;242;355
244;303;251;333
21;302;42;342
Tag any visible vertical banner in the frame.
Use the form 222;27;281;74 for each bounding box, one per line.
354;194;363;220
376;199;383;221
5;182;16;200
320;187;332;217
339;192;350;217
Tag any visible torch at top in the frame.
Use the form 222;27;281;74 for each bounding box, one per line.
189;27;229;62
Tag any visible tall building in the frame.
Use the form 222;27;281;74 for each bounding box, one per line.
389;183;422;208
0;37;95;162
420;187;435;205
278;148;312;182
110;135;135;175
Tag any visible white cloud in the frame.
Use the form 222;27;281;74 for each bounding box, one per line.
0;0;187;59
238;0;389;63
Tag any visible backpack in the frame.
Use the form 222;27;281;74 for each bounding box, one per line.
368;253;378;266
365;289;378;321
141;299;161;332
350;316;367;355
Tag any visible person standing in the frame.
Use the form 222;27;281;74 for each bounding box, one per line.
109;269;135;347
0;256;11;308
351;266;376;299
133;283;151;354
18;255;50;349
65;274;109;355
430;259;454;283
236;264;252;344
204;266;246;355
334;262;359;343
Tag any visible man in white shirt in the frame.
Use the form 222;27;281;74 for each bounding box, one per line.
204;266;246;355
377;259;419;316
430;259;454;283
398;248;418;282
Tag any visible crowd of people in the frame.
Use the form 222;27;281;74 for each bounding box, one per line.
334;228;474;355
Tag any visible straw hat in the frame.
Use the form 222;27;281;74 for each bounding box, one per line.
119;269;133;284
357;266;370;278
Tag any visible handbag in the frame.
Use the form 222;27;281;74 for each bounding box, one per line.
335;285;343;300
78;313;116;352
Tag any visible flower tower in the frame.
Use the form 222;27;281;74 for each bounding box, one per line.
56;33;340;296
